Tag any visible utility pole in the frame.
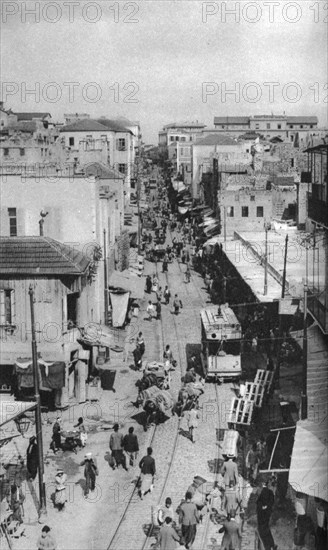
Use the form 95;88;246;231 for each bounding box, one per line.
223;276;227;303
29;285;47;522
137;159;141;254
223;206;227;244
301;284;308;420
264;224;268;296
281;234;289;299
103;229;109;325
276;234;289;388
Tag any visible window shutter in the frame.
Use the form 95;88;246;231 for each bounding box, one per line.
16;208;26;236
62;296;67;331
116;139;119;151
0;291;5;324
10;290;16;324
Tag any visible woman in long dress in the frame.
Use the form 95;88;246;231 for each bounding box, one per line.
54;469;67;511
26;436;38;480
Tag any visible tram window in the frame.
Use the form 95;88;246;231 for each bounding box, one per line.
223;340;241;355
208;341;220;355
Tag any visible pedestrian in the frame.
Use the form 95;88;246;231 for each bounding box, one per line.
146;275;152;294
54;469;67;511
157;286;163;302
158;517;180;550
123;426;139;469
109;424;127;470
136;332;145;357
218;510;242;550
152;274;159;293
256;480;276;550
181;250;186;264
164;285;171;305
186;404;199;443
26;435;38;481
173;294;182;315
6;483;25;524
156;301;162;320
256;437;267;467
252;336;258;352
178;491;199;549
246;443;259;485
162;255;168;273
223;482;241;516
184;367;196;385
147;300;155;321
157;497;175;525
80;452;98;497
139;447;156;500
50;417;62;453
74;416;87;447
163;345;174;364
185;264;191;283
133;345;143;370
37;526;57;550
222;456;239;488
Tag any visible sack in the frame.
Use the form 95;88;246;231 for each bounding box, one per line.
109;454;116;468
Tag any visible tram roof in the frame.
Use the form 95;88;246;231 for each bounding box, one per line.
200;305;240;329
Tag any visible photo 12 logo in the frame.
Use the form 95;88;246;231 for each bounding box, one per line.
201;2;328;24
1;2;140;24
1;81;140;105
202;82;328;104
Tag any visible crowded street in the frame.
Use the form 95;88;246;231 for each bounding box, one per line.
1;170;311;550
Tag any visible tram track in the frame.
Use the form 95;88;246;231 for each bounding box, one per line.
106;251;188;550
107;213;234;550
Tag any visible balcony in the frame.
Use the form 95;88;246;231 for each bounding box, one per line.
307;290;328;334
307;195;328;228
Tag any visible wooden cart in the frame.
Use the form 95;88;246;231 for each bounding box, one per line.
228;398;254;429
244;382;266;408
254;370;274;394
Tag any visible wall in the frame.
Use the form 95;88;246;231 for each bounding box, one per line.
0;274;96;364
61;129;133;198
0;174;98;244
271;185;297;218
220;188;272;236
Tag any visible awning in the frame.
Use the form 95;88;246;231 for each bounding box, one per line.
110;291;130;328
108;270;145;299
0;401;36;428
124;224;138;235
14;359;65;390
80;324;122;350
289;420;328;502
172;180;186;192
204;222;221;236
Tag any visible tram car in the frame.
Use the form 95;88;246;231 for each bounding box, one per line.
200;305;242;382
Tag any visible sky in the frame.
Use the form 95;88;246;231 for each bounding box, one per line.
1;0;327;143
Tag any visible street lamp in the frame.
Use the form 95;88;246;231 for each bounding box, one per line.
15;416;31;436
29;285;47;522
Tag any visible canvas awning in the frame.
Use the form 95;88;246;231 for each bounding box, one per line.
14;359;66;390
204;222;220;236
80;324;122;350
288;420;328;502
0;401;36;428
108;270;145;299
